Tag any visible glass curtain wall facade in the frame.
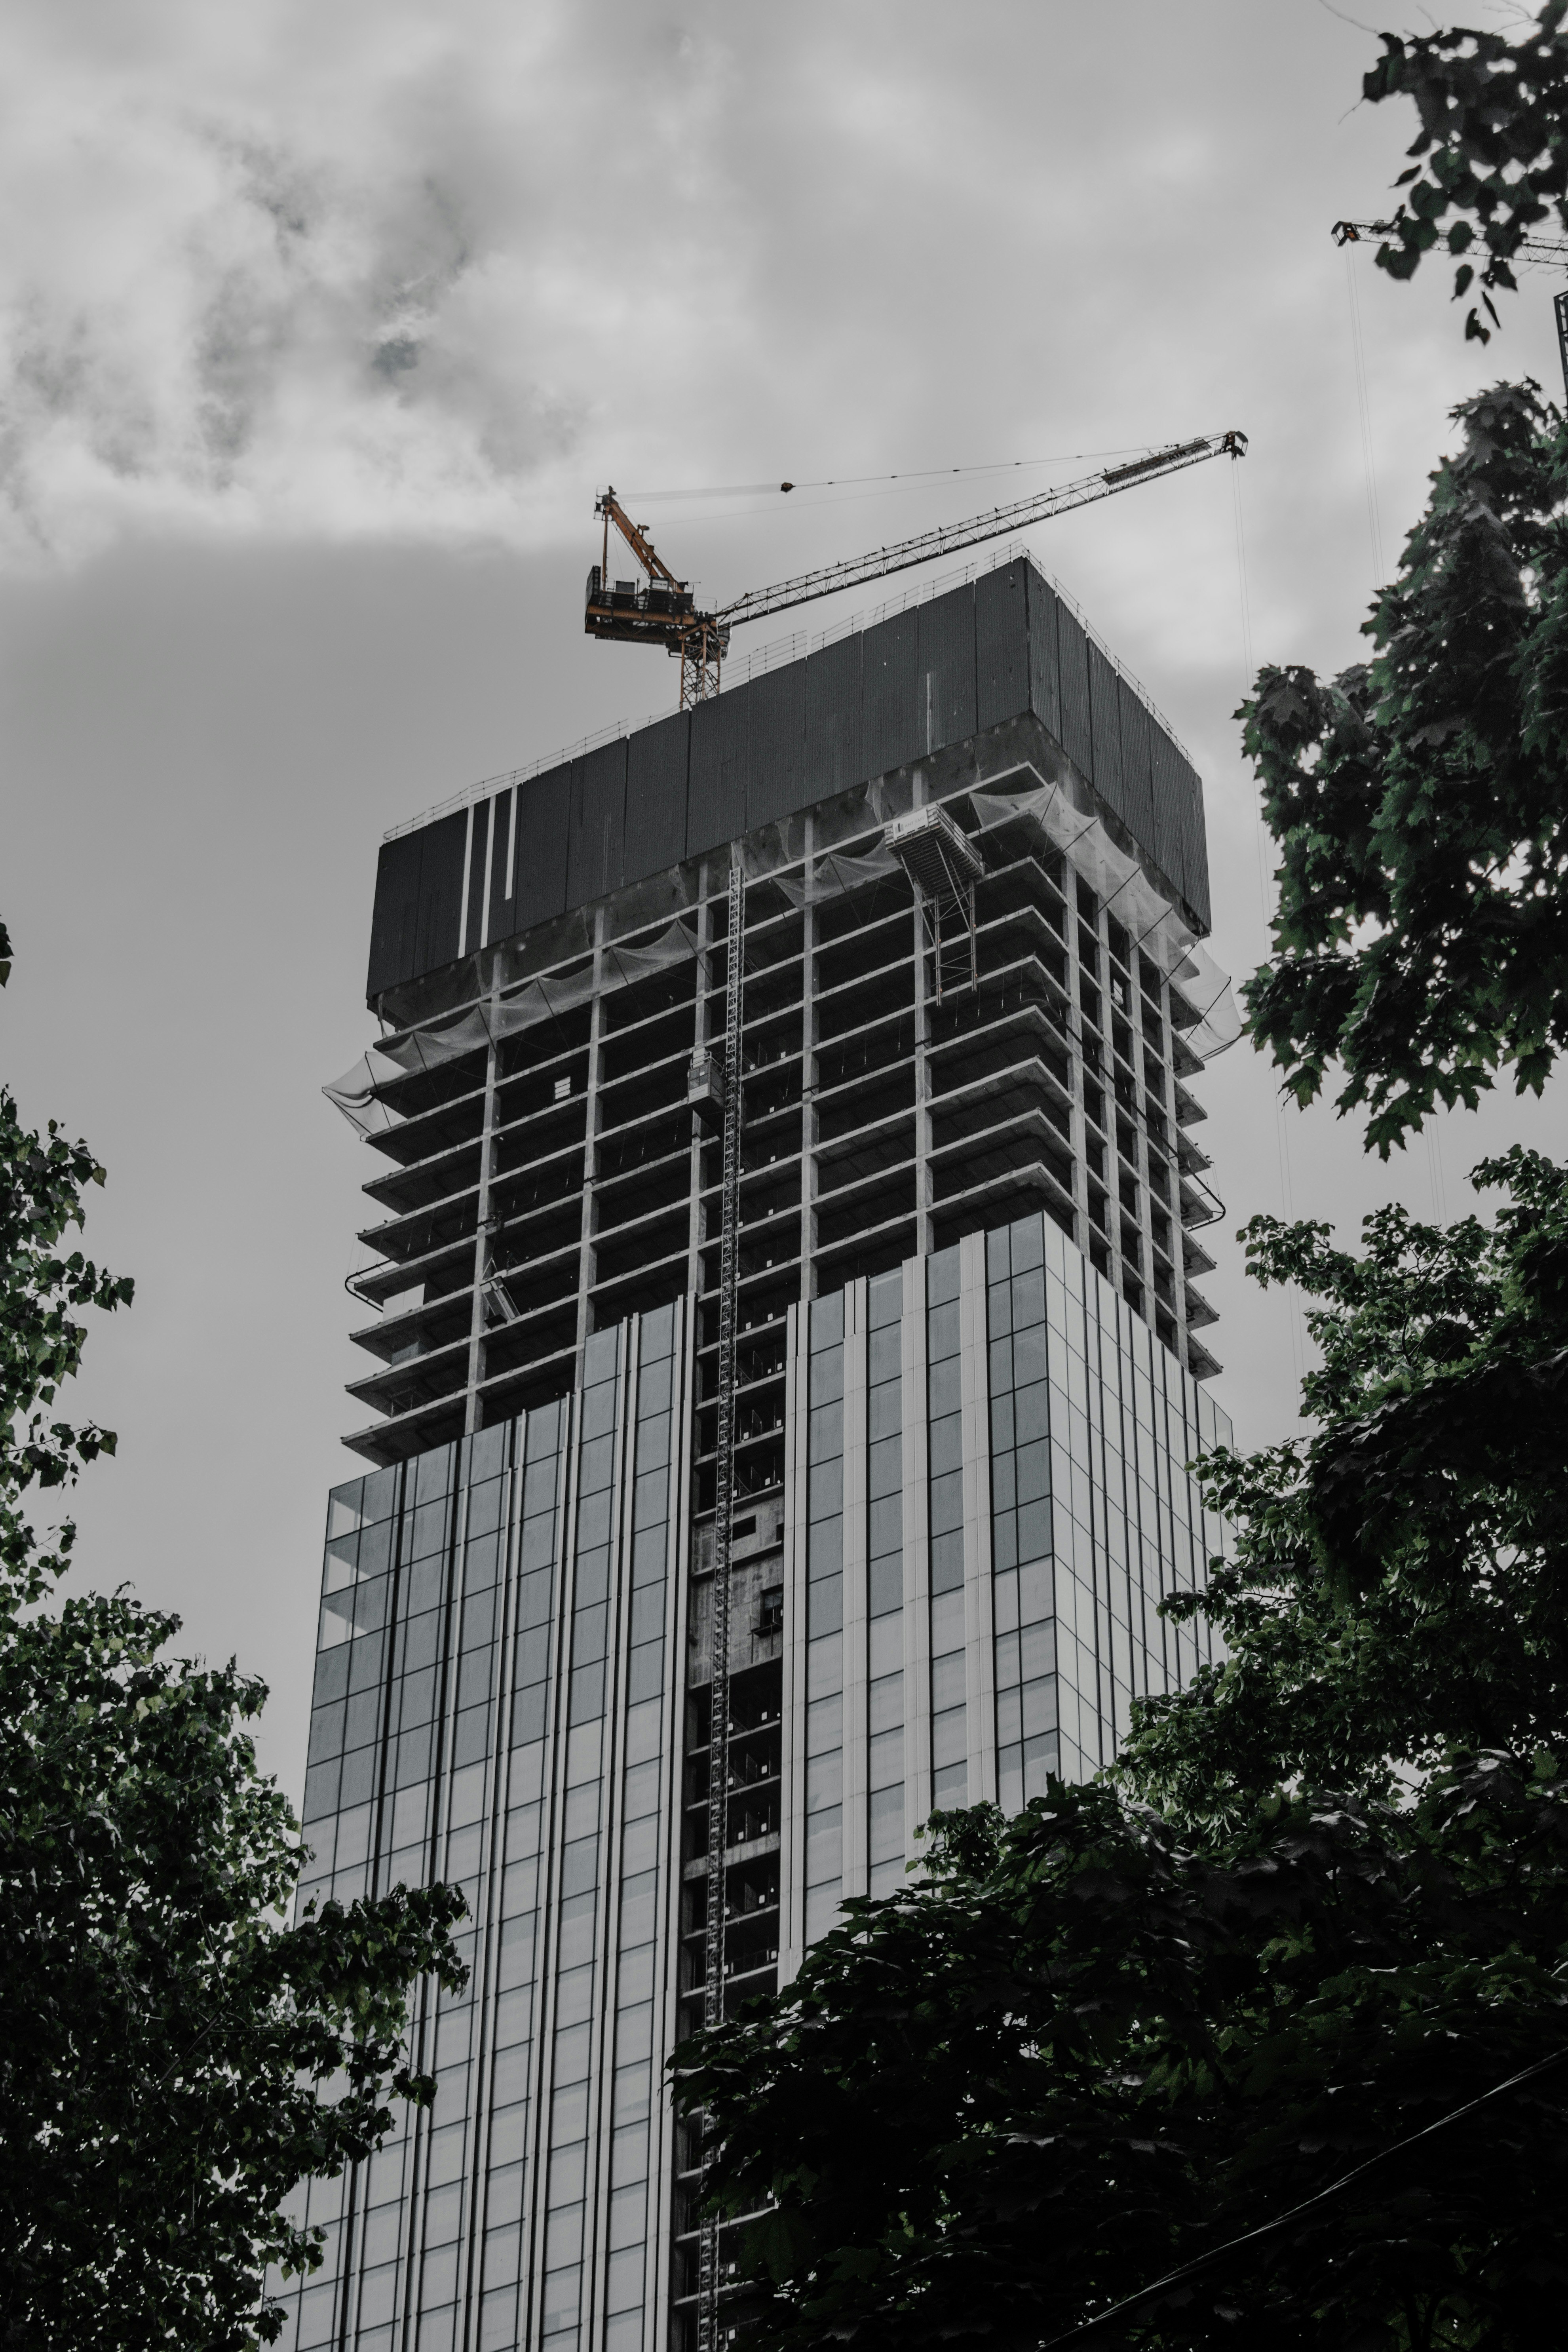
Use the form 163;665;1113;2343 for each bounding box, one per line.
272;1305;690;2352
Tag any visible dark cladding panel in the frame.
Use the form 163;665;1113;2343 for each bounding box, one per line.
1087;643;1124;827
566;738;628;909
1185;761;1213;933
1118;679;1155;866
1148;726;1182;909
412;811;467;981
1025;567;1062;745
975;559;1030;733
487;787;516;945
368;551;1214;996
804;632;862;797
686;688;748;859
464;799;489;954
746;661;807;831
623;710;690;880
367;831;425;1000
1173;753;1210;932
918;582;977;753
860;606;922;778
1057;602;1093;781
513;762;572;932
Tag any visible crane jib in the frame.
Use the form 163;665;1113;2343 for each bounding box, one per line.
714;432;1247;629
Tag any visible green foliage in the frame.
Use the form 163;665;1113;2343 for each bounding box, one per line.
1240;382;1568;1151
0;935;465;2348
1123;1145;1568;1825
1360;3;1568;345
681;1764;1568;2350
676;1151;1568;2347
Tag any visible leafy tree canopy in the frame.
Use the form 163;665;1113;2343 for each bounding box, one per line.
1241;380;1568;1152
677;1151;1568;2349
1239;4;1568;1150
0;922;466;2350
1361;1;1568;345
1122;1144;1568;1825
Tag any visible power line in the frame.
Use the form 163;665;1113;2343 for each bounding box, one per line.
1034;2043;1568;2350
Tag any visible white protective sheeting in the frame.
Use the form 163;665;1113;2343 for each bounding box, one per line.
325;919;701;1134
326;766;1238;1136
968;778;1241;1061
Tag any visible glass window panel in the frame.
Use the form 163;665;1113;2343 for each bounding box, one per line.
869;1784;904;1860
806;1690;842;1749
807;1576;842;1637
612;2062;651;2123
807;1634;842;1698
867;1553;903;1615
932;1706;967;1768
608;2181;648;2251
806;1810;842;1884
928;1301;961;1361
605;2248;644;2313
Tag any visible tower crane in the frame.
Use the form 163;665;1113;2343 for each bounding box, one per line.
586;429;1247;707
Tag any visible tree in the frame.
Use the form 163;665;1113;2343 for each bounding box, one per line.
1121;1145;1568;1826
678;1150;1568;2349
1241;2;1568;1153
1359;2;1568;348
0;918;466;2350
1242;378;1568;1154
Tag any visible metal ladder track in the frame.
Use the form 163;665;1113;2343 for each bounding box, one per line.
696;847;745;2352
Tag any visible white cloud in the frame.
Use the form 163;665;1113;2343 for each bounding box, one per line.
0;1;753;561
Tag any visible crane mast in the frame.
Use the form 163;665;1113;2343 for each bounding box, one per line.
586;429;1247;708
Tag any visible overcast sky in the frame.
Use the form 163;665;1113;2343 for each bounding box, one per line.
5;0;1562;1797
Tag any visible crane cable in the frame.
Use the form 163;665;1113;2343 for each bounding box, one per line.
623;445;1188;503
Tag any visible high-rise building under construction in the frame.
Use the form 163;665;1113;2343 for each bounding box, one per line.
271;552;1236;2352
